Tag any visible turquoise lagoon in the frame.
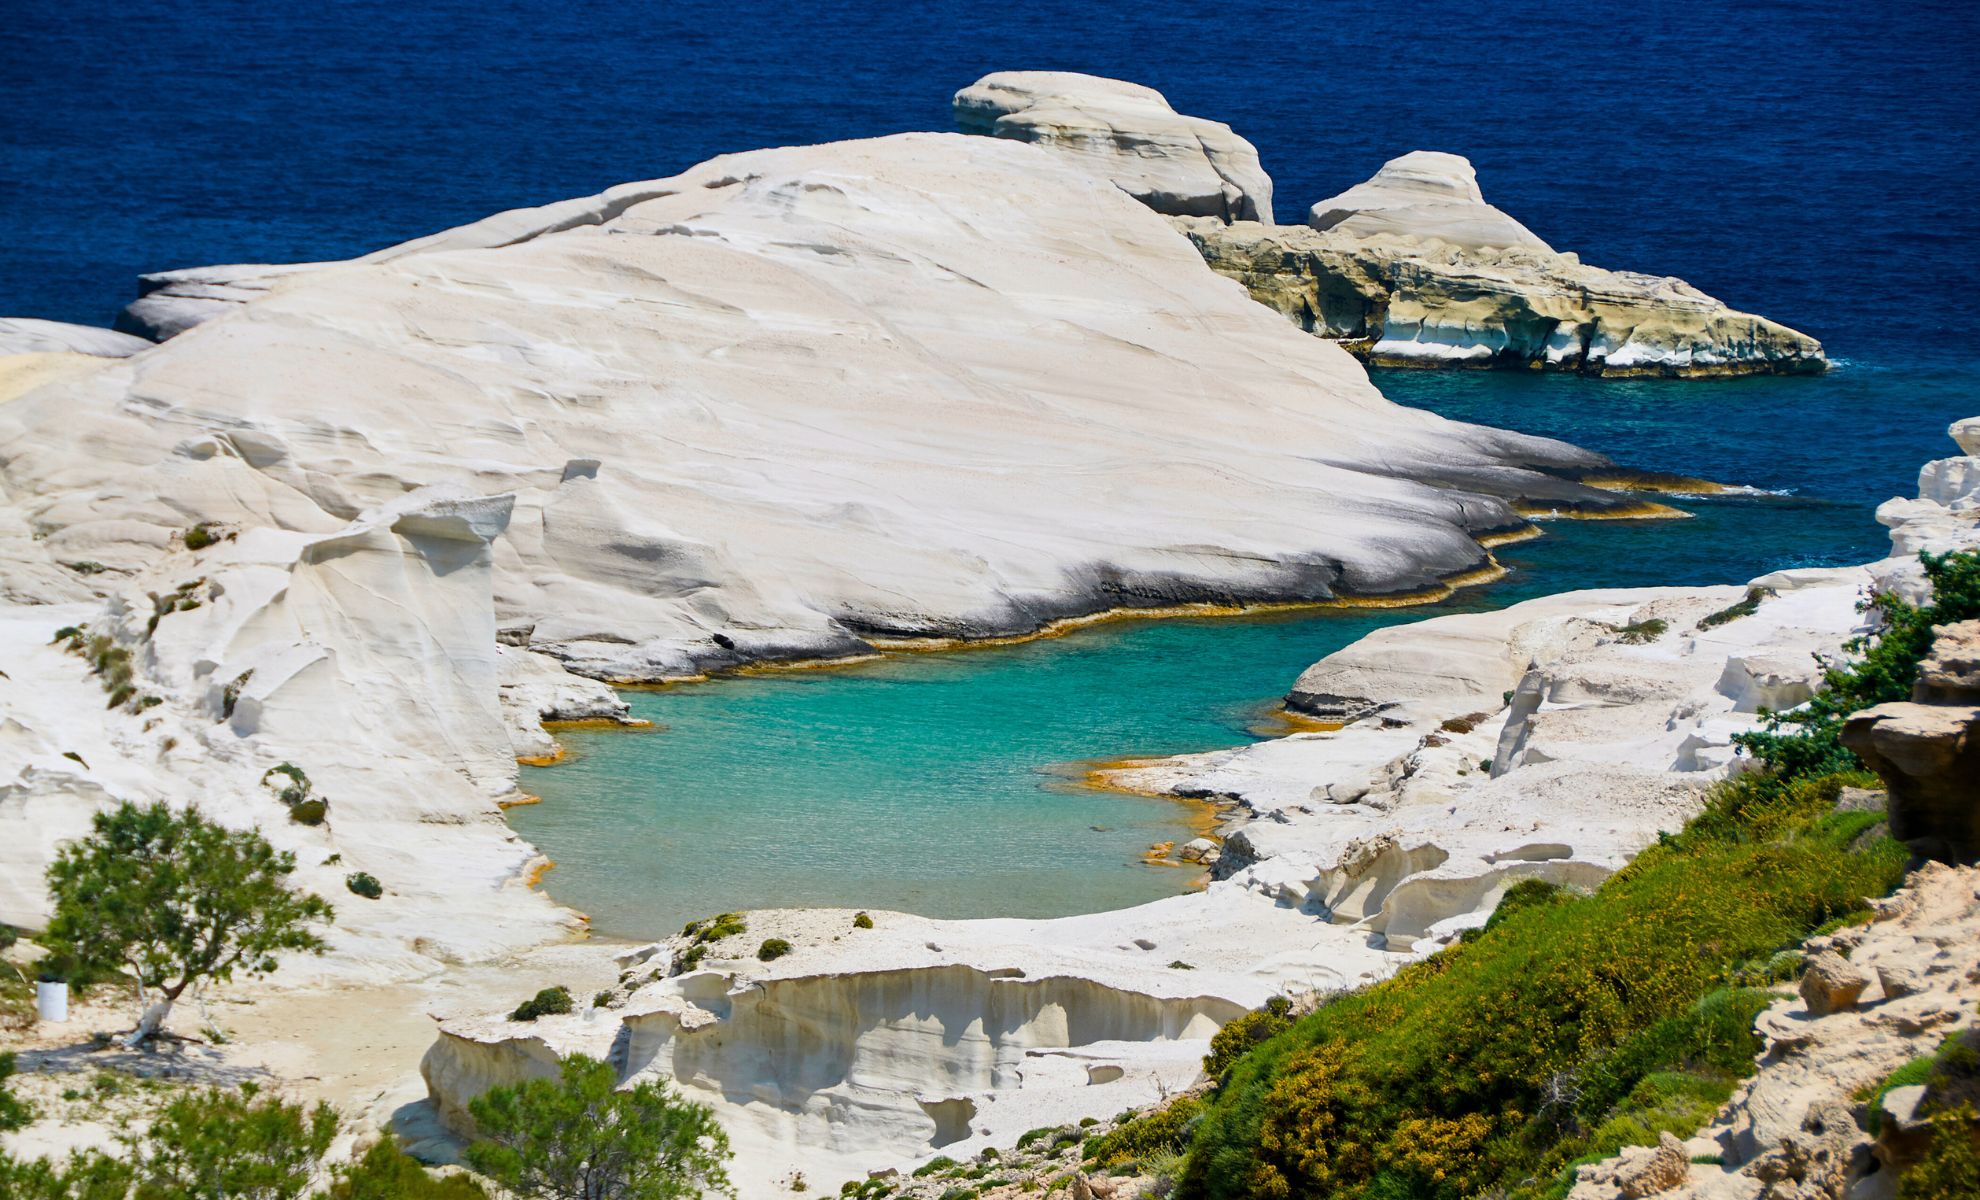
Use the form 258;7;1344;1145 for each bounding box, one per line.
513;363;1973;939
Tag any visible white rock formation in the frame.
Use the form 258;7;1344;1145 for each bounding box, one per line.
0;318;150;358
0;484;575;972
954;72;1274;223
2;132;1645;686
115;262;321;342
1306;150;1550;252
496;646;638;763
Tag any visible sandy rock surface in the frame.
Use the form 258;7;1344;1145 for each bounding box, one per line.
1181;216;1825;377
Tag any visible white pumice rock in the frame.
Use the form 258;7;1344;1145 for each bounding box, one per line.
0;317;151;357
496;646;639;762
1918;454;1980;510
1;132;1639;684
0;485;578;971
953;71;1274;223
1306;150;1551;252
115;261;323;341
1952;417;1980;456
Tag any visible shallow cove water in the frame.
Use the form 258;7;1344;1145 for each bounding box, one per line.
513;364;1973;938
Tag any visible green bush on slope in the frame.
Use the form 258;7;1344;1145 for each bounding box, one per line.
1172;550;1980;1200
1177;784;1904;1200
1733;549;1980;781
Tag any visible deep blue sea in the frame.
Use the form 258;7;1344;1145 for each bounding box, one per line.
7;0;1977;934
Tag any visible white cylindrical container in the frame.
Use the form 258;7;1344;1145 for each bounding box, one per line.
36;980;68;1024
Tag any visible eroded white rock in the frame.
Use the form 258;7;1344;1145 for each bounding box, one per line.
1307;151;1549;252
954;71;1273;222
2;133;1630;684
0;318;150;358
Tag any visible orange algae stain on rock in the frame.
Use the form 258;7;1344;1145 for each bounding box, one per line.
1515;498;1691;521
1575;470;1735;496
542;717;654;731
498;793;543;809
1249;704;1347;737
523;857;556;887
1475;523;1545;549
515;747;566;767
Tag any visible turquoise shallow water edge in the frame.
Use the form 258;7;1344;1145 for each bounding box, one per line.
514;362;1975;939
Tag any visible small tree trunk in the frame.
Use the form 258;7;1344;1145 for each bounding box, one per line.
122;996;174;1047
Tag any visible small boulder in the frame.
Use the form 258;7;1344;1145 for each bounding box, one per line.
1614;1131;1689;1198
1877;963;1925;1000
1178;837;1218;863
1799;951;1870;1016
1874;1084;1933;1170
1833;786;1887;813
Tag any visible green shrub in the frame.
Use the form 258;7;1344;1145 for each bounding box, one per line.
1086;1096;1204;1171
852;912;874;930
675;912;748;972
1015;1127;1056;1150
465;1053;730;1200
139;1083;338;1200
1899;1103;1980;1198
326;1137;488;1199
183;523;232;551
345;872;383;900
510;986;574;1022
702;913;747;940
757;938;793;962
1615;618;1668;644
1483;877;1567;932
1204;996;1293;1080
0;1053;31;1133
593;991;614;1008
1734;550;1980;783
1698;587;1770;630
912;1156;959;1178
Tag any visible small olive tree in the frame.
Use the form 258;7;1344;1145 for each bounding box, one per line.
133;1083;336;1200
43;801;333;1045
465;1055;732;1200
